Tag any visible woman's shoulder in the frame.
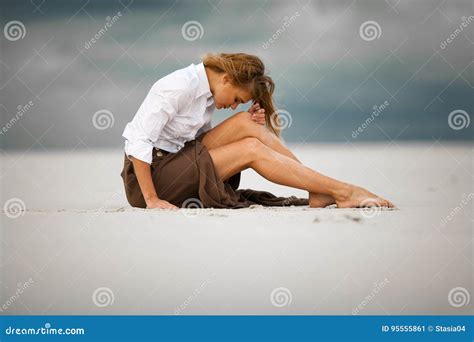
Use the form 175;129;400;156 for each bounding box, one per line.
151;63;199;95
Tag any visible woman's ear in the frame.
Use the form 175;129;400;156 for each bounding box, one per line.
222;73;231;84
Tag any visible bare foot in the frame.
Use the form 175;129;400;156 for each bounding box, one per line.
309;192;336;208
333;184;395;209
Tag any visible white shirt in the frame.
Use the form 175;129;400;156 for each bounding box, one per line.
122;62;215;164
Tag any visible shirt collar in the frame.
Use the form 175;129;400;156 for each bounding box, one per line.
195;62;213;102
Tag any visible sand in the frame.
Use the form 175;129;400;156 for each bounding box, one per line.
0;142;472;315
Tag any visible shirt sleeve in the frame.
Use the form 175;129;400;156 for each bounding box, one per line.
123;77;193;164
196;120;213;138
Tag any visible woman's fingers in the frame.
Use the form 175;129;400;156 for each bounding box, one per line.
147;199;179;210
168;202;178;209
251;110;264;117
252;114;266;125
248;102;261;114
251;108;266;125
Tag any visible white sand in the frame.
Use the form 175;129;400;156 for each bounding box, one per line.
0;142;472;315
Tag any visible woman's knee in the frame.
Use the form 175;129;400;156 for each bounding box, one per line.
233;111;252;122
233;111;265;138
231;111;251;130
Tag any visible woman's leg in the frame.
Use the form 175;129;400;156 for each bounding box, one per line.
201;111;335;207
202;111;298;160
207;137;394;208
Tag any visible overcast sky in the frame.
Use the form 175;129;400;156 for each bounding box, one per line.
1;0;473;149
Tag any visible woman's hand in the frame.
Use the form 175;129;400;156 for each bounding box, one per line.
248;102;266;125
146;197;178;210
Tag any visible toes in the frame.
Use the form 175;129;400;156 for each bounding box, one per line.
373;197;386;207
372;199;384;207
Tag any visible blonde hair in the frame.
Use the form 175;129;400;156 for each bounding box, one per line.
202;52;280;137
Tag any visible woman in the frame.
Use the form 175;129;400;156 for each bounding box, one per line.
121;52;394;210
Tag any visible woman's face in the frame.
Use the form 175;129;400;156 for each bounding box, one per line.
212;73;253;110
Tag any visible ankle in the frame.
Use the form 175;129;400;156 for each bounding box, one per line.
309;193;336;207
330;183;353;201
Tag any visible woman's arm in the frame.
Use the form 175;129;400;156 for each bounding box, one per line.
130;156;177;209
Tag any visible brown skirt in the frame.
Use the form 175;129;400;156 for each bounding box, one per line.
120;135;309;209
